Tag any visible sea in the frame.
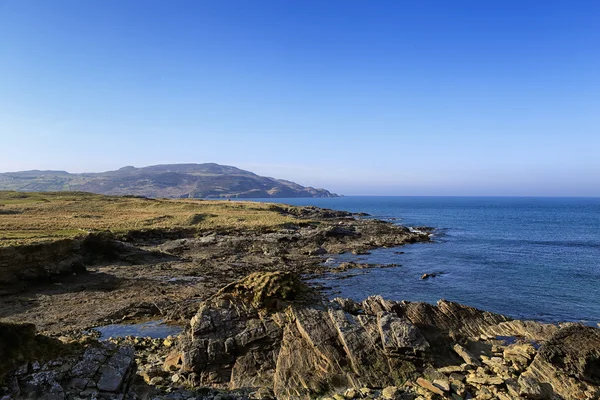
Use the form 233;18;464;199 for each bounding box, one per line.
250;196;600;325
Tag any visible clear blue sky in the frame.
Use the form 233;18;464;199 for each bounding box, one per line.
1;1;599;196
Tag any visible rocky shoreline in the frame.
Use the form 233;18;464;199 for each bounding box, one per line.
1;204;599;399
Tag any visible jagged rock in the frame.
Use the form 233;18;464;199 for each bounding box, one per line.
2;341;136;400
438;365;462;374
96;346;134;392
519;324;600;400
173;272;431;399
415;377;444;396
496;392;512;400
486;320;559;342
503;342;536;370
166;272;600;399
465;374;503;385
518;374;552;399
0;322;68;381
21;371;65;400
452;344;480;366
538;325;600;384
432;378;450;392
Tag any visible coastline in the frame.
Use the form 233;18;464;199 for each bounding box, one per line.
1;197;599;399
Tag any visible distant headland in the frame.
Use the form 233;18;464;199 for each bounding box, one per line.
0;163;339;198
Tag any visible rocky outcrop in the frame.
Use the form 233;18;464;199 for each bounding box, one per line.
519;325;600;399
0;232;165;295
168;272;430;399
0;239;86;294
3;272;600;399
0;322;68;380
1;338;135;400
163;272;600;400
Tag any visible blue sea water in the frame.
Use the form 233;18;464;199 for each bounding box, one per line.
252;197;600;325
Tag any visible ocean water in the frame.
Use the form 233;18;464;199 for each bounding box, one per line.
251;197;600;324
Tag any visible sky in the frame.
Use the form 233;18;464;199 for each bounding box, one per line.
1;1;599;196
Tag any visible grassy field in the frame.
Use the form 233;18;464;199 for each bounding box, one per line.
0;191;307;246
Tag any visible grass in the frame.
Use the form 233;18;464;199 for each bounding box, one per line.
0;191;310;246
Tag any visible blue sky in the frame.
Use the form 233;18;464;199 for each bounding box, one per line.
1;1;599;196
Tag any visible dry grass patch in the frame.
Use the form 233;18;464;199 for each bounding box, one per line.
0;191;308;246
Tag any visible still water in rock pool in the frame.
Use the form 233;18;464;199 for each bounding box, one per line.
251;196;600;324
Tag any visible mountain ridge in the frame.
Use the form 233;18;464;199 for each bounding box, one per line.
0;163;339;198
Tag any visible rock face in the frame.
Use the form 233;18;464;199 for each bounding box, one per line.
4;272;600;399
0;239;86;294
172;272;430;398
3;341;135;400
165;272;600;400
520;325;600;399
0;232;160;295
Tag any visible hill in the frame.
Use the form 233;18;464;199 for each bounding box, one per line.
0;163;338;198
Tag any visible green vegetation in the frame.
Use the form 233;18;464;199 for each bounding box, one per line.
0;191;308;246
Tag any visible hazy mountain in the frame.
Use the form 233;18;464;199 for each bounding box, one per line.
0;163;339;198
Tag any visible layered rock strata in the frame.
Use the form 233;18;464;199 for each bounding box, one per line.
164;272;600;400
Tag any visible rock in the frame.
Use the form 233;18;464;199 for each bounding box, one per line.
476;385;494;399
518;374;553;399
381;386;400;399
416;377;444;396
5;341;137;399
390;299;511;341
518;324;600;400
21;371;65;400
432;379;450;392
163;351;183;372
450;379;466;397
0;322;66;380
495;392;512;400
504;377;520;397
30;272;557;398
351;250;371;255
437;365;462;374
452;344;480;366
96;346;134;392
465;374;504;385
310;247;327;256
538;325;600;384
503;343;536;369
177;272;433;398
